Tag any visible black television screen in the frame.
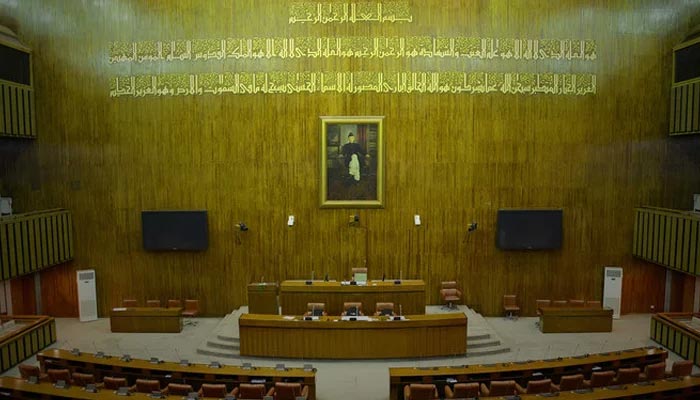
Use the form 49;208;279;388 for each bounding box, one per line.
496;209;562;250
142;210;208;251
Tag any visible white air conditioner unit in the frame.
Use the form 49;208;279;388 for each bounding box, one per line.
76;269;97;321
603;266;623;319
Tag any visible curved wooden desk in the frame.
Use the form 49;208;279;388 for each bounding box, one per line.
239;313;466;359
279;280;425;315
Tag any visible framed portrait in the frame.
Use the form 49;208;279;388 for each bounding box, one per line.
320;116;384;208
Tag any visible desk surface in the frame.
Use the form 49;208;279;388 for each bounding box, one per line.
239;313;467;359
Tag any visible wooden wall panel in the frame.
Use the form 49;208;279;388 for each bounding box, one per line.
0;1;699;316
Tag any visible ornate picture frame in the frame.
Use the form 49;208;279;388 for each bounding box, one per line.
320;116;384;208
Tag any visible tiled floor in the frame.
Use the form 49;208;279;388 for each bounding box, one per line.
2;313;686;400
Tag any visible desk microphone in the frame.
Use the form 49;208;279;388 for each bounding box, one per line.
382;272;385;282
324;273;329;282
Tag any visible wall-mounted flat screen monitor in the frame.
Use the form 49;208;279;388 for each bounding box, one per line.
496;209;563;250
142;210;208;251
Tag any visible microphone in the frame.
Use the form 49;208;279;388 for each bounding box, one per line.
382;272;385;282
324;272;329;282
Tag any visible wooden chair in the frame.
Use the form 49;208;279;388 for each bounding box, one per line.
374;302;395;316
18;364;48;382
146;299;161;307
640;361;666;381
122;299;138;307
163;383;193;396
342;302;363;316
568;299;585;307
614;367;640;384
403;383;438;400
552;374;584;391
304;302;327;317
183;299;200;325
167;299;182;308
503;295;520;319
72;372;97;387
444;382;479;398
270;382;309;400
516;378;554;394
480;380;516;397
440;288;462;310
47;369;72;384
198;383;228;398
102;377;128;390
583;370;615;388
131;379;161;393
232;383;270;399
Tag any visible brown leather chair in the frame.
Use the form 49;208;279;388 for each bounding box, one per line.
304;302;327;317
640;361;666;381
132;379;161;393
670;360;693;378
516;378;554;394
480;380;516;397
444;382;479;398
122;299;138;307
441;288;462;310
374;302;395;316
615;367;640;384
47;369;72;384
102;376;128;390
163;383;193;396
182;299;200;317
232;383;270;399
503;295;520;319
72;372;97;387
568;299;585;307
552;374;584;391
146;299;161;307
167;299;182;308
585;300;602;308
403;383;438;400
270;382;308;400
583;370;615;388
342;302;363;316
552;300;568;307
198;383;228;398
18;364;48;382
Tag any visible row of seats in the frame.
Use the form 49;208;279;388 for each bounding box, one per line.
537;298;602;309
403;360;694;398
303;301;396;317
18;364;308;399
121;298;200;317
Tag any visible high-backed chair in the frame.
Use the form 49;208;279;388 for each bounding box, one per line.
270;382;308;400
146;299;161;308
198;383;228;398
18;364;48;382
585;300;602;308
304;302;327;317
167;299;182;308
72;372;97;387
583;370;616;388
640;361;666;381
503;295;520;319
568;299;585;307
374;302;395;316
122;299;138;307
132;379;161;393
403;383;438;400
440;288;462;310
342;302;363;316
232;383;270;399
614;367;640;384
163;383;193;396
516;378;554;394
670;360;693;378
47;369;72;384
552;300;569;307
182;299;200;317
102;376;128;390
552;374;584;391
444;382;479;398
480;380;516;397
441;281;458;290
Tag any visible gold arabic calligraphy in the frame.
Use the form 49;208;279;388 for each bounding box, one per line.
288;1;413;24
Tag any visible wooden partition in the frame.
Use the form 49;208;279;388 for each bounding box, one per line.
0;315;55;374
0;209;73;280
38;348;316;399
389;347;667;400
651;312;700;366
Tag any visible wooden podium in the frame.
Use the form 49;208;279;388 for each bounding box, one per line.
247;282;279;314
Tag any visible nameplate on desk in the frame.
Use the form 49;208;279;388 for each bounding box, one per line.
116;387;131;396
394;280;402;284
180;360;190;366
85;384;98;393
304;316;319;321
341;316;370;321
391;316;405;321
305;280;312;285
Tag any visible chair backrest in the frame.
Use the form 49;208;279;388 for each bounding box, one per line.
47;369;71;383
451;382;479;398
407;383;437;400
557;374;583;391
103;376;128;390
585;300;602;308
167;299;182;308
616;367;640;384
122;299;137;307
440;288;461;298
643;362;666;381
568;299;585;307
441;281;458;290
306;302;325;316
167;383;193;396
590;370;616;387
184;299;199;312
72;372;95;387
275;382;303;400
238;383;266;399
375;302;394;315
526;379;552;394
672;360;693;377
18;364;41;380
503;295;517;307
200;383;227;398
488;380;516;396
343;302;363;316
552;300;568;307
134;379;161;393
146;299;161;307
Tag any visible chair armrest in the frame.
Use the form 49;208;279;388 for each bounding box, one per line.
231;387;239;396
301;385;309;398
444;385;454;398
514;382;527;394
479;383;490;396
403;385;411;399
267;386;275;396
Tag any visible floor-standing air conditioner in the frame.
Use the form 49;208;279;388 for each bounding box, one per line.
603;266;623;319
77;269;97;321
